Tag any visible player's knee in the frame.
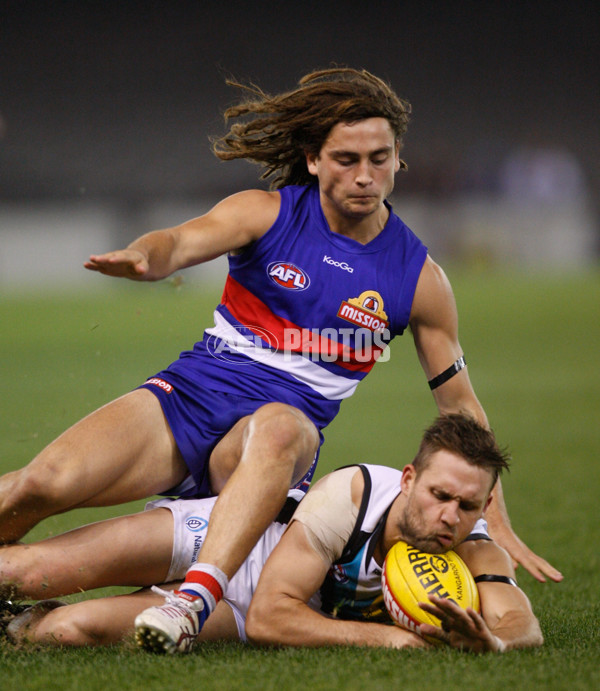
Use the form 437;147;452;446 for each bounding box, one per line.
0;550;60;599
249;403;319;458
33;607;97;647
13;450;75;508
0;548;32;596
245;598;276;647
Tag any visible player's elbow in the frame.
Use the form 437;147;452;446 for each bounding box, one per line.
512;601;545;650
245;597;281;647
500;612;544;651
528;618;544;648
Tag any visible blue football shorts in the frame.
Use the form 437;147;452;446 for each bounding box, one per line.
138;375;321;498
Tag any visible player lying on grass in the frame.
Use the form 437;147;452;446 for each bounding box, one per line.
0;415;542;653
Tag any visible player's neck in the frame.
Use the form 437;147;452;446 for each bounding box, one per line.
322;203;389;245
376;497;408;565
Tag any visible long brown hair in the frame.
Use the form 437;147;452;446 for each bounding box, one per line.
211;67;411;189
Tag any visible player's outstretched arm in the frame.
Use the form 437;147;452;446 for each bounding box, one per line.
245;521;426;650
84;248;151;279
419;538;544;652
409;257;562;583
482;482;563;583
84;189;280;281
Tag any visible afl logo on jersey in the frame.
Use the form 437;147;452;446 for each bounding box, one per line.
267;261;310;291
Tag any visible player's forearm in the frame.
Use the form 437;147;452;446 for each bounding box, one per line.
431;383;489;429
126;229;181;280
246;600;424;650
484;480;512;534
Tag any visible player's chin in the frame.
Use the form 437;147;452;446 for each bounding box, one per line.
407;540;443;554
413;536;454;554
344;198;380;216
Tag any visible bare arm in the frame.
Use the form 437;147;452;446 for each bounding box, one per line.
419;539;543;652
409;256;487;421
84;189;280;281
245;521;426;649
409;257;562;583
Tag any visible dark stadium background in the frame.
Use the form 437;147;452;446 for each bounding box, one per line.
1;1;597;209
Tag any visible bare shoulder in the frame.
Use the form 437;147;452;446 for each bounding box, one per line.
218;188;281;212
414;255;454;302
291;467;364;565
350;466;366;507
209;189;281;240
293;468;365;527
410;255;457;326
317;466;365;502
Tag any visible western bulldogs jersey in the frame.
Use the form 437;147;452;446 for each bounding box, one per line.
162;184;427;431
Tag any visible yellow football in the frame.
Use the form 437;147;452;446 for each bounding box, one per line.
382;540;480;638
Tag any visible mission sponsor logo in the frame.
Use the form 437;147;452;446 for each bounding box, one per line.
337;290;389;333
145;377;174;394
267;261;310;291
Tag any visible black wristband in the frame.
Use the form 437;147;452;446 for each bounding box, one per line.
428;356;466;390
474;574;518;587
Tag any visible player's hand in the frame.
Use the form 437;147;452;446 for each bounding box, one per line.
418;596;505;653
489;525;563;583
84;250;150;279
387;626;431;649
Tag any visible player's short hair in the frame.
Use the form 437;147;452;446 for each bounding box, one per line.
212;67;411;188
412;414;510;488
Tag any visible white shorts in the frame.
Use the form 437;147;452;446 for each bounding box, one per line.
146;493;301;640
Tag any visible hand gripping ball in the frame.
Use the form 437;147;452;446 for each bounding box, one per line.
382;540;480;637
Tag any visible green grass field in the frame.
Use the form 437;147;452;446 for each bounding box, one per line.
1;267;599;690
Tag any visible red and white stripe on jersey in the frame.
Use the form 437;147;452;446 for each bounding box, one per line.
205;311;360;401
220;275;386;373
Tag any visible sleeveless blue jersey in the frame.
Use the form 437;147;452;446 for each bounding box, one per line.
163;184;427;431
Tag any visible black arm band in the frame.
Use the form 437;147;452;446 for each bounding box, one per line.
474;574;518;587
428;356;467;390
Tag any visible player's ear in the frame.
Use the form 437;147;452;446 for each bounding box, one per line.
306;150;319;176
482;494;493;515
394;141;401;173
400;464;417;494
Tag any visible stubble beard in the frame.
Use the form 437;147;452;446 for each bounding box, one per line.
397;505;452;555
